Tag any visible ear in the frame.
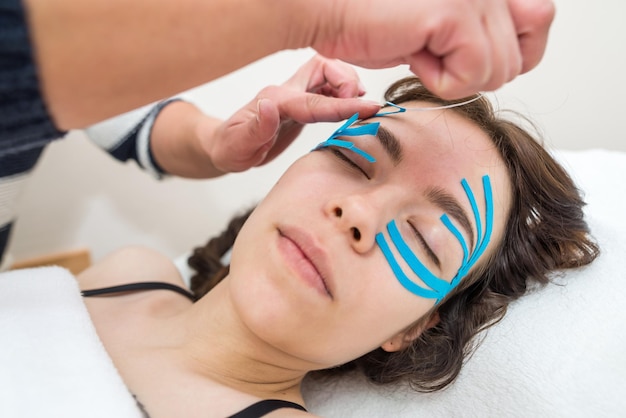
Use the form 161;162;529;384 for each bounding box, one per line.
380;311;440;352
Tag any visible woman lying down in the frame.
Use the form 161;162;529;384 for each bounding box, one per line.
78;76;598;418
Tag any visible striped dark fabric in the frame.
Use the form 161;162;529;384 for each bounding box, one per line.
0;0;174;264
0;0;66;157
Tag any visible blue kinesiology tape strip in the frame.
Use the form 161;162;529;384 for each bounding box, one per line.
314;139;376;163
376;176;494;304
375;233;440;299
449;175;493;288
330;113;379;140
374;102;407;117
440;214;470;267
386;220;449;294
312;112;379;162
461;177;493;267
375;94;484;117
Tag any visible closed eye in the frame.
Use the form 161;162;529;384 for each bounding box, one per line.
408;221;441;269
329;148;371;179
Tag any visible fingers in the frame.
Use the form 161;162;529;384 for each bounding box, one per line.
213;55;377;172
315;57;365;98
412;0;553;97
252;98;281;148
423;0;554;97
310;0;554;100
276;92;381;123
211;99;280;173
408;1;522;99
236;99;281;167
483;2;523;87
286;54;366;99
508;0;556;73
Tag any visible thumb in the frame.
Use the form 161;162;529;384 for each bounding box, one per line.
250;98;280;148
233;98;280;168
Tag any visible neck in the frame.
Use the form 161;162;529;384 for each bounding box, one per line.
156;280;310;401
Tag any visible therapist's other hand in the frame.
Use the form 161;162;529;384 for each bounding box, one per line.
311;0;555;99
203;55;381;173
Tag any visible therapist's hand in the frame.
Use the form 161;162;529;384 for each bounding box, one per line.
311;0;555;99
203;55;381;173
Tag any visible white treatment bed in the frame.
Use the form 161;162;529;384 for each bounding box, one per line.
1;149;625;417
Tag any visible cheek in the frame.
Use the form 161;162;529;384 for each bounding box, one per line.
340;262;435;337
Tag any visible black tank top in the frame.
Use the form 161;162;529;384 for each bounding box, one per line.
82;281;308;417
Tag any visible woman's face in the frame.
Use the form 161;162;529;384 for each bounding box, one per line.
228;102;512;369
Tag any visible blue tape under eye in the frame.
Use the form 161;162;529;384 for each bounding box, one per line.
375;233;440;300
376;175;494;304
312;112;378;163
386;220;449;294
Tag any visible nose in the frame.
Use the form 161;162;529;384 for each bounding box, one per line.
325;192;383;253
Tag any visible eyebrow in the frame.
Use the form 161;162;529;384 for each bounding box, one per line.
425;187;476;252
354;122;403;165
352;119;476;262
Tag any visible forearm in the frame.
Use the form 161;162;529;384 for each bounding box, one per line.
22;0;326;130
149;101;225;179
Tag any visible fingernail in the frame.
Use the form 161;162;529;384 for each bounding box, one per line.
361;99;382;107
256;99;265;123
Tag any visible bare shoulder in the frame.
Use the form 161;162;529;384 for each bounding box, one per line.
77;245;185;290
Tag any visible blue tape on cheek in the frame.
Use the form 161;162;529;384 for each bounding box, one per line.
375;175;495;305
375;232;440;300
386;220;449;294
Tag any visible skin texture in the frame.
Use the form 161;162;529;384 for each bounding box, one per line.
78;102;512;417
23;0;555;128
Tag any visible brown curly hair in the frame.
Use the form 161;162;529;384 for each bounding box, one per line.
187;76;599;392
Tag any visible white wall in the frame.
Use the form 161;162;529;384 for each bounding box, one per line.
7;0;626;265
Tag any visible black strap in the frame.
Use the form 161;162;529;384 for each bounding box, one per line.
228;399;307;418
81;281;197;302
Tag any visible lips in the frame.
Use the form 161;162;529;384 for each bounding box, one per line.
277;226;333;299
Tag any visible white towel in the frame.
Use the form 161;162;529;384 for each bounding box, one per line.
0;267;141;418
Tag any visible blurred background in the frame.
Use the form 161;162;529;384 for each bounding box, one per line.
6;0;626;267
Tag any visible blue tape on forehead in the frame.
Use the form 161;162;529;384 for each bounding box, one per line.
375;95;484;117
375;102;407;117
376;175;494;304
312;113;378;162
329;113;380;139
